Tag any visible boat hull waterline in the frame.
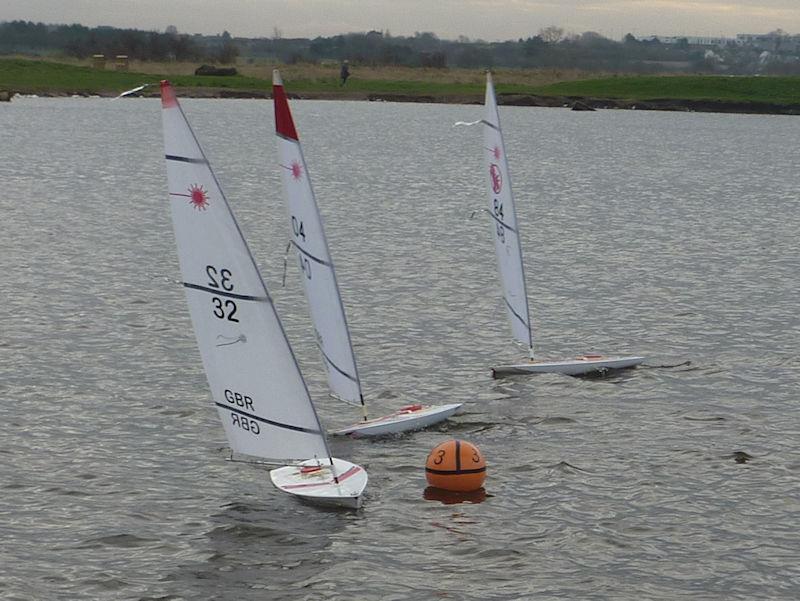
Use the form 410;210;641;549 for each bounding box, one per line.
492;355;645;377
333;403;464;437
270;458;368;509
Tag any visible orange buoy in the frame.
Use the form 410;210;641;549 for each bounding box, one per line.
425;439;486;492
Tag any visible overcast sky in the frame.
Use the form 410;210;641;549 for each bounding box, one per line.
4;0;800;41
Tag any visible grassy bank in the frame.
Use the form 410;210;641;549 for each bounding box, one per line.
536;75;800;105
2;57;800;111
0;56;589;97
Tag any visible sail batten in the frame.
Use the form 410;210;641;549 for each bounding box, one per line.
165;154;207;164
160;79;332;463
290;240;332;267
482;72;534;353
182;281;268;302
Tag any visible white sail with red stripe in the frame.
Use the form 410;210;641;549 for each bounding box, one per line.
273;70;363;407
272;70;463;436
482;72;533;353
476;73;645;377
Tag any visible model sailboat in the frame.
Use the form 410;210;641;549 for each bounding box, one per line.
160;80;367;508
479;73;644;377
273;70;462;436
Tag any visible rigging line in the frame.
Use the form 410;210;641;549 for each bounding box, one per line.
226;455;285;467
470;208;517;234
281;240;292;287
214;403;322;435
329;394;364;408
183;282;267;302
290;239;332;267
452;119;496;130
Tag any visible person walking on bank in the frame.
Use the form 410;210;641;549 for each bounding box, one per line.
340;60;350;86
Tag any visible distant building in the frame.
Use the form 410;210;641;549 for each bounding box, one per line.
736;33;800;53
641;35;735;48
640;32;800;54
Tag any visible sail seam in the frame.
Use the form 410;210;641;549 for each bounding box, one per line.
215;403;322;434
276;132;297;143
183;282;268;301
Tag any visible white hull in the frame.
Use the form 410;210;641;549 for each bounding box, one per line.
270;457;368;509
492;355;644;377
333;403;463;438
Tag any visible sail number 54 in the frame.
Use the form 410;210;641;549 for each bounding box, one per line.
493;199;506;243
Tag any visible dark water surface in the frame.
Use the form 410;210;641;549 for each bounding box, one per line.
2;96;799;600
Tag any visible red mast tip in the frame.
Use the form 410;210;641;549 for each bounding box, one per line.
273;71;298;141
160;80;178;108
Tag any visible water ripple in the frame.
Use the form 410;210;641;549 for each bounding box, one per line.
1;98;798;600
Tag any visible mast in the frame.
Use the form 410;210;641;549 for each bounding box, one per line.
482;72;534;357
273;70;368;420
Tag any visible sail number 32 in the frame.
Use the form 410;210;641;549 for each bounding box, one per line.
206;265;239;322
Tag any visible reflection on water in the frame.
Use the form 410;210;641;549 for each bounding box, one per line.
1;97;799;600
163;500;355;600
423;486;487;505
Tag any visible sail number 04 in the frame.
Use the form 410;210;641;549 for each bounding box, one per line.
206;265;239;322
291;217;313;280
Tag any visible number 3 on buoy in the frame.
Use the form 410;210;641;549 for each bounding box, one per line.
425;439;486;492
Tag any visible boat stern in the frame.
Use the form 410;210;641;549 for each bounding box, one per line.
269;458;368;509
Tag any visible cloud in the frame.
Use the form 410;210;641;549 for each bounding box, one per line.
581;0;800;19
3;0;800;40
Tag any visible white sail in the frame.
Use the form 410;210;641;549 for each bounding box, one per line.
160;80;331;463
273;70;363;406
482;73;533;352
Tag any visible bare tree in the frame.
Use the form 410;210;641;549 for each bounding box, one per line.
538;26;564;44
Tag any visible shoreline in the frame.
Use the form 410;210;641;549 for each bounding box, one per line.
6;88;800;116
4;58;800;115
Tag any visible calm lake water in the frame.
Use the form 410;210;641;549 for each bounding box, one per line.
2;95;799;600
